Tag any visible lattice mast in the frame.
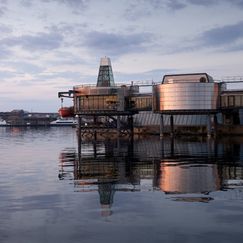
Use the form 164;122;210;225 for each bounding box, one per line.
96;57;115;87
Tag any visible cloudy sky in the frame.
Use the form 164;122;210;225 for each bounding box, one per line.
0;0;243;112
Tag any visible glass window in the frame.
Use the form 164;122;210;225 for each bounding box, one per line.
228;96;235;107
221;96;227;107
235;96;241;106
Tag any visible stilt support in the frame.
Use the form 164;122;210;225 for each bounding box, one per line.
160;114;164;138
170;115;174;137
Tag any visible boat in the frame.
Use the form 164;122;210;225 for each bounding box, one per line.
50;118;77;126
0;119;9;126
58;107;74;118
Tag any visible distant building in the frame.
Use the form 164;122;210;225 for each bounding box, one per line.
0;110;58;126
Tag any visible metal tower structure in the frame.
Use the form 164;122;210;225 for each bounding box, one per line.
96;57;115;87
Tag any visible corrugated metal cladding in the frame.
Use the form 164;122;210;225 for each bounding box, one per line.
133;111;220;126
239;109;243;125
133;139;225;159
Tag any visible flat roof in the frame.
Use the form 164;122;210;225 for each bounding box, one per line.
162;73;213;84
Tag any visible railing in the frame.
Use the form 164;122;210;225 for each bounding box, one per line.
73;80;160;89
222;76;243;82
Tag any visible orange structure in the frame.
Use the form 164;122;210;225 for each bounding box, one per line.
58;107;74;118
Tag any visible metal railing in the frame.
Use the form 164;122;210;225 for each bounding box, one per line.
73;80;160;89
222;76;243;83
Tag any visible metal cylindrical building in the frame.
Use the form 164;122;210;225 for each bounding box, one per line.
153;73;221;113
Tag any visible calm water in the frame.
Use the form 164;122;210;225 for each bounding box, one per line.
1;127;243;243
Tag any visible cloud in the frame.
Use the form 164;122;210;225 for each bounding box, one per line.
186;0;219;6
0;7;5;16
41;0;89;13
0;48;11;58
0;2;7;16
124;2;151;20
46;22;88;40
200;21;243;47
226;43;243;52
186;0;243;8
39;70;82;81
124;0;205;16
84;31;152;56
0;70;16;79
166;0;186;10
20;0;33;7
0;24;12;34
115;68;177;83
233;0;243;7
3;61;44;74
166;0;243;10
0;32;63;51
54;0;89;8
166;21;243;54
223;0;243;8
20;0;89;8
123;0;216;19
182;0;243;8
160;0;243;11
163;21;243;54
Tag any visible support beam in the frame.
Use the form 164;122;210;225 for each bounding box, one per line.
128;115;134;137
93;116;97;140
170;115;174;137
207;114;212;137
160;138;164;158
160;114;164;138
117;115;121;136
77;115;82;162
213;114;218;137
170;137;174;156
93;141;97;158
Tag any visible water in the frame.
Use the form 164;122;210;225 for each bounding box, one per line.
1;127;243;242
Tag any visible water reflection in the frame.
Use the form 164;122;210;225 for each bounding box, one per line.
58;137;243;214
158;163;220;194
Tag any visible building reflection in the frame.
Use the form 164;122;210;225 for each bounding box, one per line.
98;182;115;216
158;163;220;194
58;137;243;214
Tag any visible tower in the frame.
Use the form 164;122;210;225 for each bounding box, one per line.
96;57;115;87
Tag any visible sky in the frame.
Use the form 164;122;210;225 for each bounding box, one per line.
0;0;243;112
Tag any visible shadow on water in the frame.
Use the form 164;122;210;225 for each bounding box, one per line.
58;136;243;216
